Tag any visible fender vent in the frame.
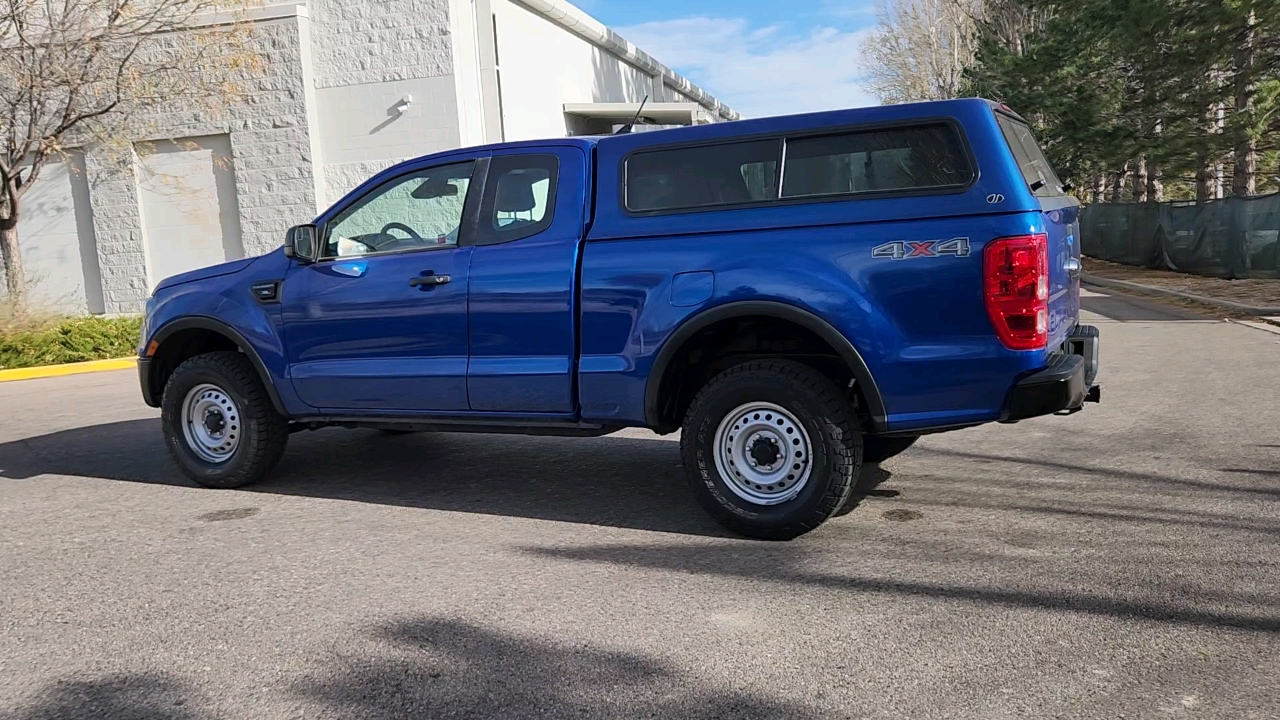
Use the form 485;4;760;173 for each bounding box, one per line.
250;281;280;303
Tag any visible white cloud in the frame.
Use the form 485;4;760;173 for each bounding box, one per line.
616;17;878;119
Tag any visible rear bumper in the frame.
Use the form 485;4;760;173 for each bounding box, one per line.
999;324;1100;423
138;357;159;407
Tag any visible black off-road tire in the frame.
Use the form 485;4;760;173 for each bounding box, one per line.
862;435;919;463
680;360;863;540
161;351;288;489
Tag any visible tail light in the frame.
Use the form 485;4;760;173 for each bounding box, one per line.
984;234;1048;350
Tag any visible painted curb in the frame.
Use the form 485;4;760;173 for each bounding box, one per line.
1228;319;1280;335
1081;273;1280;316
0;357;137;383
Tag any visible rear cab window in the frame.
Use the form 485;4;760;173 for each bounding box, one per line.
624;123;973;214
994;112;1064;197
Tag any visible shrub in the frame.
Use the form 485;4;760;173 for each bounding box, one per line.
0;315;142;370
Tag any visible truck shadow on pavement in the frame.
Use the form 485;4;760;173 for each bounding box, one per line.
518;542;1280;634
0;419;893;538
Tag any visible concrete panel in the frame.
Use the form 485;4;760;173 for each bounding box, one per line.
15;153;104;314
316;76;462;170
135;135;244;290
316;73;466;203
492;0;656;141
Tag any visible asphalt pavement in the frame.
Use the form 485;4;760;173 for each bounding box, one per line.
1;288;1277;719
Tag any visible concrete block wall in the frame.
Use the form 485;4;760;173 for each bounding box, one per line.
309;0;454;88
87;13;318;314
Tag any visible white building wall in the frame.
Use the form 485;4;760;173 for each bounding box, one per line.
491;0;657;141
6;1;736;316
308;0;462;205
447;0;491;148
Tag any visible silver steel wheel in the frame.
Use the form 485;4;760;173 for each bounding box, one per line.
713;401;813;505
181;383;242;464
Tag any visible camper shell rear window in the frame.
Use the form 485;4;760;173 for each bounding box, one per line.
994;112;1064;197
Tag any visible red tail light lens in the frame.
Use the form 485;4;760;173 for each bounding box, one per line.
984;234;1048;350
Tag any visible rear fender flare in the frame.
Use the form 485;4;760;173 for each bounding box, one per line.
643;300;887;432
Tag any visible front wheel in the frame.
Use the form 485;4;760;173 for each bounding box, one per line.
161;351;288;489
680;360;863;540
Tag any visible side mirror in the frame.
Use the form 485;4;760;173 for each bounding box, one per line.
284;224;318;262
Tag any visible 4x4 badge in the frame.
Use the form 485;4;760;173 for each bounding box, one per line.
872;237;971;260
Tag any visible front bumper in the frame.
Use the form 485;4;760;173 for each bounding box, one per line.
999;324;1101;423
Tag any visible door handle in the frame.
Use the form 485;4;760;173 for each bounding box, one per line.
409;273;451;289
1064;258;1081;279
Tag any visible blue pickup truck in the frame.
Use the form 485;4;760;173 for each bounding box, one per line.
138;98;1099;539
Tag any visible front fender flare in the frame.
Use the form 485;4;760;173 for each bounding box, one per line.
146;316;288;416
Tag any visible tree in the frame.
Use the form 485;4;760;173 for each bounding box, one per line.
0;0;260;310
865;0;984;104
964;0;1280;202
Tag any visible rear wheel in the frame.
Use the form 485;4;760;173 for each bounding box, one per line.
161;352;288;489
680;360;862;540
862;435;919;463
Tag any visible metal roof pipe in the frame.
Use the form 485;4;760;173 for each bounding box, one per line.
509;0;741;121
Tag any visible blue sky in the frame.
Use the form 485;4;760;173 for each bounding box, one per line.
579;0;881;119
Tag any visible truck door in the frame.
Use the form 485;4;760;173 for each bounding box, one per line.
280;159;479;412
466;146;589;413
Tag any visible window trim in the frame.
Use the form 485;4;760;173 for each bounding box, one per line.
317;159;480;262
619;117;979;218
474;153;561;247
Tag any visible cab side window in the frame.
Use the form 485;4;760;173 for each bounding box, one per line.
477;155;559;245
324;161;475;258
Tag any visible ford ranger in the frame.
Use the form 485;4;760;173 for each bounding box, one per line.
138;98;1100;539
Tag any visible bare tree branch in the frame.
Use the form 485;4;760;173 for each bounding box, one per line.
864;0;983;104
0;0;262;307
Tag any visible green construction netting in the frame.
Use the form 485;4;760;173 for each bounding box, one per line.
1080;192;1280;279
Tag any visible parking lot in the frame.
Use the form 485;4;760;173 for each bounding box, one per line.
1;288;1277;719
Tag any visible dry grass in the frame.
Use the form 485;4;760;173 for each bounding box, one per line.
1082;257;1280;308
